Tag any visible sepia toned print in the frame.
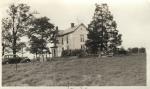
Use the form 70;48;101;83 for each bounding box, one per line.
1;0;147;86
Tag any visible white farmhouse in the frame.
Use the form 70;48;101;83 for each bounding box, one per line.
51;23;88;57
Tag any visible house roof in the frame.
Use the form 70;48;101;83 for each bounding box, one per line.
58;23;87;36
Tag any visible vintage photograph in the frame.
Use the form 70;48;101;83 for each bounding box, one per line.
1;0;148;86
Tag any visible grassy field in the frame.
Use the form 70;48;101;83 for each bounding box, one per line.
2;54;146;86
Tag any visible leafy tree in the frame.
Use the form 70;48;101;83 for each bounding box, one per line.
28;16;55;61
86;3;122;56
51;26;59;47
2;18;12;56
118;47;128;55
139;47;146;53
17;42;26;57
131;47;139;54
28;36;48;60
50;26;59;57
2;3;33;58
128;48;132;53
26;36;38;60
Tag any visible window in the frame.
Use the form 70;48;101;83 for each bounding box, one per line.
81;45;84;49
67;45;69;50
62;37;63;45
80;34;84;42
62;47;64;51
66;35;69;44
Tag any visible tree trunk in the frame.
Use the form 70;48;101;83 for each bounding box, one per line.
49;53;51;61
21;48;23;57
41;49;44;62
42;53;44;62
54;49;56;57
36;52;37;60
98;51;102;58
13;37;17;71
12;37;17;58
46;52;48;61
12;14;17;71
2;46;5;56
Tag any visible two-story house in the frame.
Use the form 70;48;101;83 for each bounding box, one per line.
52;23;88;57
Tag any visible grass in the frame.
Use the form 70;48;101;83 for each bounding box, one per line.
2;54;146;86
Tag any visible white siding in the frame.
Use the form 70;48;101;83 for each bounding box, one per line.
56;24;88;57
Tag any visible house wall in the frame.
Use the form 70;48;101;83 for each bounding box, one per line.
71;25;88;49
57;25;88;57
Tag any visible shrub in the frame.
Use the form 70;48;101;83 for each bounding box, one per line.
131;47;139;54
139;47;146;53
117;47;128;55
8;57;22;64
61;49;86;57
61;50;71;57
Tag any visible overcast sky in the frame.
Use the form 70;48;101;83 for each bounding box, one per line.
0;0;150;49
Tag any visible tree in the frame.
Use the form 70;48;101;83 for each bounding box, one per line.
50;26;59;57
51;26;59;46
85;3;122;56
118;47;128;55
2;18;12;56
131;47;139;54
26;36;39;60
2;3;33;58
29;36;49;60
139;47;146;53
28;16;55;61
17;42;26;57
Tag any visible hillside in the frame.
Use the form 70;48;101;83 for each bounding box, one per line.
2;54;146;86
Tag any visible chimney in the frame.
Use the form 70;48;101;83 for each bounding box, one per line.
71;23;75;28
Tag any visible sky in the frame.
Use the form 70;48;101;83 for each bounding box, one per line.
0;0;150;49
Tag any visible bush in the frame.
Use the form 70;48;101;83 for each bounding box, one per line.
61;49;86;57
7;57;22;64
46;57;51;61
20;59;31;63
61;50;71;57
131;47;139;54
117;47;128;55
139;47;146;53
